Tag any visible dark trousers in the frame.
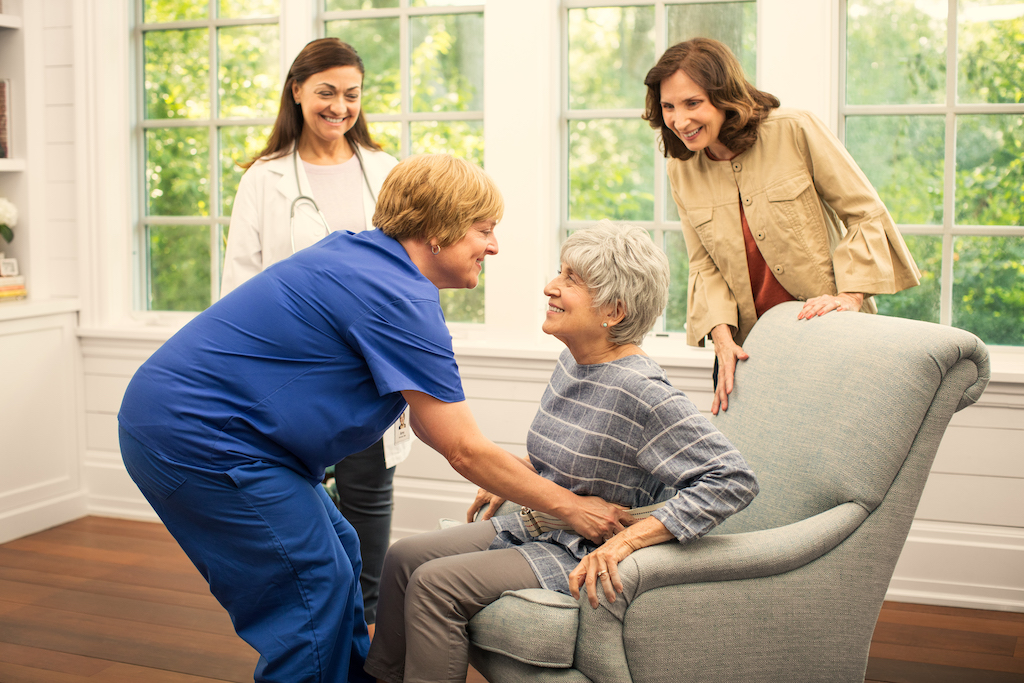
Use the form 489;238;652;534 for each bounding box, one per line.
333;439;395;624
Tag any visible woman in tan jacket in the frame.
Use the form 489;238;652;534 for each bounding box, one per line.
644;38;920;415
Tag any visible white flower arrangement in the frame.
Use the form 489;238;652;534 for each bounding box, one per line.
0;197;16;244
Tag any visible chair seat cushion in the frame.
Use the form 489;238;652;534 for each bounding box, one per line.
469;588;580;668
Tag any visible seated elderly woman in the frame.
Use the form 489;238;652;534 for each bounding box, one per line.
363;221;759;683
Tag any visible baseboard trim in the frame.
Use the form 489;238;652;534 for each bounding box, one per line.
0;491;89;544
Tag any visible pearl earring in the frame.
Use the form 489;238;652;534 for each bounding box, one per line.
602;322;608;328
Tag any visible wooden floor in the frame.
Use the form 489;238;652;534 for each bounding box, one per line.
0;518;1021;682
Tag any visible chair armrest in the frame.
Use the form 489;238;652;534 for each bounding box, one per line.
594;502;869;621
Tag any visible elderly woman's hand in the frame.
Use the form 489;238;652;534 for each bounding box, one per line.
798;292;864;319
568;516;675;608
466;488;507;522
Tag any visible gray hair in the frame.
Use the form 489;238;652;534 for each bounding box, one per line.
560;220;670;346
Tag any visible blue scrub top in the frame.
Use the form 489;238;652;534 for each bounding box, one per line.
118;229;465;482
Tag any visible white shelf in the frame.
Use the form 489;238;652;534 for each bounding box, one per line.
0;158;25;172
0;14;21;30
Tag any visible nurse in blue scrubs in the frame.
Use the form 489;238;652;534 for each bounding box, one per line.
117;154;634;683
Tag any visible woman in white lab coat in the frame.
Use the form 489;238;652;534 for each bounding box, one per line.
221;37;401;633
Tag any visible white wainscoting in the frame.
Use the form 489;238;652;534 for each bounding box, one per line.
0;307;87;544
77;335;1024;613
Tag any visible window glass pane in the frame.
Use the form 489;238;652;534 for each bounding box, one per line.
440;274;484;324
957;0;1024;104
845;0;946;105
666;2;757;82
664;230;689;333
144;29;210;119
146;127;210;217
410;13;484;113
568;118;655;222
410;120;483;166
955;114;1024;226
144;0;207;22
326;0;399;8
219;0;278;18
326;18;401;115
220;125;272;217
412;0;484;6
567;6;655;110
952;235;1024;344
845;115;945;225
219;25;281;119
875;235;942;323
368;121;401;158
147;225;212;311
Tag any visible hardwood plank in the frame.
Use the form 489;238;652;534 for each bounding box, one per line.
4;533;198;570
57;516;177;543
866;657;1024;683
0;641;114;676
0;601;257;682
0;547;210;595
0;566;223;612
870;642;1024;675
871;619;1018;656
882;601;1024;624
85;661;253;683
878;604;1024;637
10;584;237;635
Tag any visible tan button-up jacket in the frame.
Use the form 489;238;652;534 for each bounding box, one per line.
668;108;920;347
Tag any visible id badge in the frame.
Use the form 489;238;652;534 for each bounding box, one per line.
395;408;411;444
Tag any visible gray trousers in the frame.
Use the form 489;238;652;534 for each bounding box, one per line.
364;520;540;683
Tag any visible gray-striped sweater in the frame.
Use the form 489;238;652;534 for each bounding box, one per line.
490;348;758;594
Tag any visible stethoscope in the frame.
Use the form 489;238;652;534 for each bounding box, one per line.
289;142;378;254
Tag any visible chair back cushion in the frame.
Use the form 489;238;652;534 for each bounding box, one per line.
709;302;988;535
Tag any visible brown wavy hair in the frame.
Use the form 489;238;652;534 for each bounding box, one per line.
243;38;382;170
643;38;780;160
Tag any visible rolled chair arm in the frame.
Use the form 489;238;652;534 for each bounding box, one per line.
592;502;869;621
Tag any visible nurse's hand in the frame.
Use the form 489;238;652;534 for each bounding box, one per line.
798;292;864;319
466;488;506;522
565;496;636;545
710;324;748;416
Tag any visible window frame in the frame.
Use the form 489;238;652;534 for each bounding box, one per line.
132;2;282;313
320;2;485;161
838;0;1024;337
559;0;759;338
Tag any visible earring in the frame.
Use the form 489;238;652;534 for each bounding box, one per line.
430;244;441;255
602;322;608;328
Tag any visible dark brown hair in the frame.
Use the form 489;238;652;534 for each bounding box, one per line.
643;38;780;160
243;38;381;170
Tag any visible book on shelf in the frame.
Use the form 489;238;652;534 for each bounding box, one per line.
0;79;8;159
0;274;26;300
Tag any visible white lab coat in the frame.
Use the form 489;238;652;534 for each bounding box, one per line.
221;146;399;295
221;145;412;468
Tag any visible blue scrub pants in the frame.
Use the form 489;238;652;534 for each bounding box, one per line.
119;426;373;683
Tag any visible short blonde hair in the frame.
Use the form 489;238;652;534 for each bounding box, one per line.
374;154;504;247
561;221;670;346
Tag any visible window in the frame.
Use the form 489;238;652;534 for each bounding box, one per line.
134;0;486;322
562;0;756;335
842;0;1024;346
323;0;486;322
136;0;280;311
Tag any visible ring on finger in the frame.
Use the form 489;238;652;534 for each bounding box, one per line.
597;570;608;578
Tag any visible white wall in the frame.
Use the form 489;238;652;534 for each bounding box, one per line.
2;0;1022;614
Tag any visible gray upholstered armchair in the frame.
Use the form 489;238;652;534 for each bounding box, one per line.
467;301;990;683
